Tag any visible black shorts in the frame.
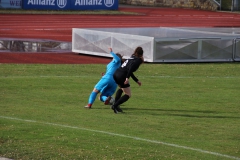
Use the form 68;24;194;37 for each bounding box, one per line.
113;71;130;88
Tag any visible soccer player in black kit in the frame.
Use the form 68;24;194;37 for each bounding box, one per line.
111;46;144;114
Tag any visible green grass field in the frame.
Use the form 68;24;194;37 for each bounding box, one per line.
0;63;240;160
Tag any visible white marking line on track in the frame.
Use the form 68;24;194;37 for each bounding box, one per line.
192;15;205;16
0;28;71;31
160;27;240;36
164;15;176;16
207;17;232;19
0;116;239;160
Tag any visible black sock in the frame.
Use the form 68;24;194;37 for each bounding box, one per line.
114;94;130;106
115;88;123;102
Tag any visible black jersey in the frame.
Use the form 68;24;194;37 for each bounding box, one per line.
115;56;142;83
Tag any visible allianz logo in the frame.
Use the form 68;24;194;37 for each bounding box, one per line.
27;0;114;7
27;0;67;8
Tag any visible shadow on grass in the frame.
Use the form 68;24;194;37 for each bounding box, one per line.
122;108;240;119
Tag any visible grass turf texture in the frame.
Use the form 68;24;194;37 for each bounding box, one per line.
0;63;239;160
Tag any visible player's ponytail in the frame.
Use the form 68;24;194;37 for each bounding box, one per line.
116;53;124;64
132;47;143;58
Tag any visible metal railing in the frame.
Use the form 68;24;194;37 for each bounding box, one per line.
212;0;221;10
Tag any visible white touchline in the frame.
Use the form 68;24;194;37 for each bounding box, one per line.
0;116;239;160
0;75;240;79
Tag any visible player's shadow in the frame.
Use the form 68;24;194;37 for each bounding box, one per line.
122;108;240;119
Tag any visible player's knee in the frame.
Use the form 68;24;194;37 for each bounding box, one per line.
93;88;99;93
126;93;131;98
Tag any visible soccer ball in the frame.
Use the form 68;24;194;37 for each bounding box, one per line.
109;96;115;105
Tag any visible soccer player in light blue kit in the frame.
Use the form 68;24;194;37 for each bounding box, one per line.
84;48;123;109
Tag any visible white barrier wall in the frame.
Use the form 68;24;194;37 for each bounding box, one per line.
72;27;240;63
72;28;154;62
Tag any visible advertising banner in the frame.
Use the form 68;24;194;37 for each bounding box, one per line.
22;0;71;10
71;0;118;10
23;0;118;10
0;0;22;8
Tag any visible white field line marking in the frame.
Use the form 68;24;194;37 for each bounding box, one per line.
0;116;239;160
0;75;239;79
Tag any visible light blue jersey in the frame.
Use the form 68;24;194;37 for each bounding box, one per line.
94;51;121;96
86;51;122;107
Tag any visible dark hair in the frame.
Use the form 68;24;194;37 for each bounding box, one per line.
116;53;124;64
132;47;143;57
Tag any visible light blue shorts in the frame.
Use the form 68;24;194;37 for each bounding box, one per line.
95;77;117;97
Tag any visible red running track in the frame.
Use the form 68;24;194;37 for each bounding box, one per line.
0;52;111;64
0;5;240;64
